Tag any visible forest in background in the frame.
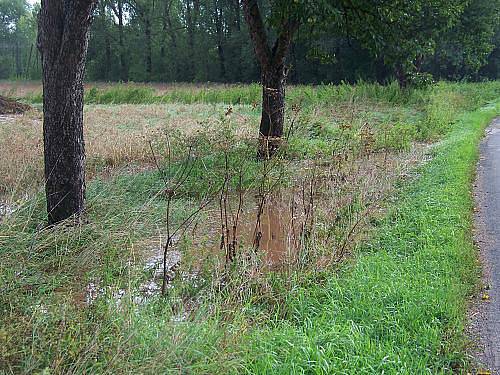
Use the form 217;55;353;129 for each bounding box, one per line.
1;0;499;85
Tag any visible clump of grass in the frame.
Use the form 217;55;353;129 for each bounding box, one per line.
85;81;425;107
4;80;500;111
86;86;157;104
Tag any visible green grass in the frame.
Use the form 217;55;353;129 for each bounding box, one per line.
17;80;498;108
235;101;500;374
1;82;499;373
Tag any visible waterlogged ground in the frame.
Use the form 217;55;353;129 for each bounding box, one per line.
0;96;430;302
3;81;497;373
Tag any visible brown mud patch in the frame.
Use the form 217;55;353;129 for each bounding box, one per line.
0;95;31;115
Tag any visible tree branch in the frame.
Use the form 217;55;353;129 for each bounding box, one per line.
272;19;299;67
242;0;271;69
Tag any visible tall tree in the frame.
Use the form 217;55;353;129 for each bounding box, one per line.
184;0;200;80
242;0;302;157
8;0;495;85
346;0;467;87
212;0;226;80
128;0;157;81
160;0;179;79
0;0;29;78
94;1;113;80
431;0;500;80
38;0;97;224
109;0;129;81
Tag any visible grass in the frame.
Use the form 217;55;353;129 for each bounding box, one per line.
2;79;498;108
237;101;500;374
0;103;259;201
0;81;499;373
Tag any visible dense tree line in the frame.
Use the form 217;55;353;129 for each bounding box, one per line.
1;0;498;85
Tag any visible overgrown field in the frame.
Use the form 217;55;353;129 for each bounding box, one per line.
0;81;499;373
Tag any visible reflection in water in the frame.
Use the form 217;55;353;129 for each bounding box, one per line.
237;194;301;268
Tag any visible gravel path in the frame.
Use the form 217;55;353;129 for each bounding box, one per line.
472;117;500;374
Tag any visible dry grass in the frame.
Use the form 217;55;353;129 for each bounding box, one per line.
0;81;42;98
0;81;249;99
0;103;257;204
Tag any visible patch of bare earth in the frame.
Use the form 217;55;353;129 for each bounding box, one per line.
0;95;31;115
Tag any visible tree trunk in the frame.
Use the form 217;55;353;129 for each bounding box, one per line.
259;64;285;157
38;0;97;225
162;0;179;80
395;64;409;89
233;0;241;31
115;0;128;82
15;38;22;77
217;44;226;81
213;0;226;81
242;0;298;157
185;0;196;80
25;43;33;79
100;2;112;80
160;0;170;78
145;16;153;81
231;0;243;81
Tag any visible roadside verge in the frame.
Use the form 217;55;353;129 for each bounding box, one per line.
241;102;500;374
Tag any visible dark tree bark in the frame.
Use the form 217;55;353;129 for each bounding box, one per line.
161;0;179;80
99;2;112;80
38;0;97;225
242;0;298;157
261;64;285;139
185;0;196;80
145;16;153;80
394;64;409;89
232;0;241;31
213;0;226;80
25;43;34;79
127;0;154;81
110;0;128;82
230;0;243;81
15;38;21;77
117;1;128;82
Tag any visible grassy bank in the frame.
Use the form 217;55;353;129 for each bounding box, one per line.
235;102;499;374
0;82;498;373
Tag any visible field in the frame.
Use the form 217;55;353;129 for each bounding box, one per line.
1;81;499;373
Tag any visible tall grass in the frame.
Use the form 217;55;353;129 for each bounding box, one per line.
24;80;498;112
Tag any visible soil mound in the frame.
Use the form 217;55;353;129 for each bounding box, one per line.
0;95;31;115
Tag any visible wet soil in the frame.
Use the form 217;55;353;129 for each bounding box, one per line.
235;194;300;267
0;95;31;115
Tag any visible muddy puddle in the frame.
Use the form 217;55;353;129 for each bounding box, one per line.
82;146;430;308
81;195;299;308
229;193;302;267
